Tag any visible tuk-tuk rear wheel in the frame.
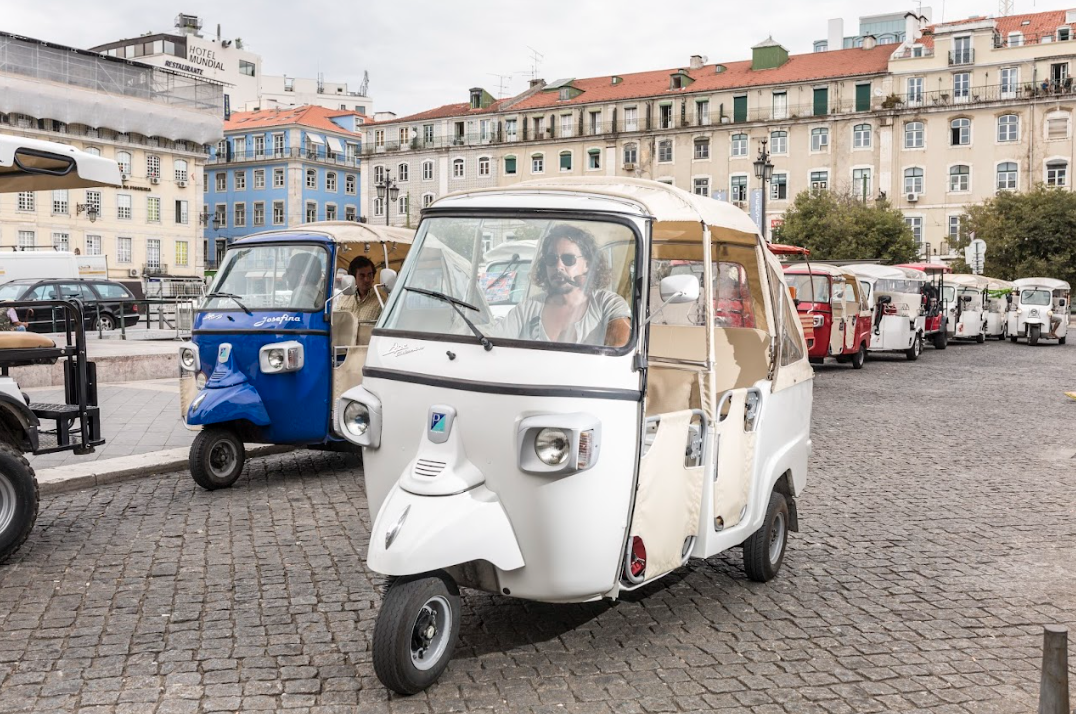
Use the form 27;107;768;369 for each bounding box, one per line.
0;443;38;563
373;572;461;695
1010;335;1018;343
905;334;922;361
976;332;986;344
743;490;789;583
189;427;246;491
851;343;866;370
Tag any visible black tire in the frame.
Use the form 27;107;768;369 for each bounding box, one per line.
976;332;986;344
0;443;38;563
743;490;790;583
1029;324;1041;346
932;329;948;350
851;342;866;370
374;572;461;695
1060;336;1067;345
1010;335;1018;343
905;333;922;361
94;313;116;331
189;427;245;490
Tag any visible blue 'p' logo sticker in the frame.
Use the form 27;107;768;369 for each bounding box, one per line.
426;405;455;444
430;413;447;432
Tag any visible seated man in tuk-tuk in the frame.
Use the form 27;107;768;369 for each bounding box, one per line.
336;256;383;323
494;225;631;347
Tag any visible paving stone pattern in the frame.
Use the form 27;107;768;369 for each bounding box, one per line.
2;339;1075;712
27;381;192;469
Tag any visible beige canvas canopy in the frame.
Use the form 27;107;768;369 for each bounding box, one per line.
243;221;414;276
0;134;122;193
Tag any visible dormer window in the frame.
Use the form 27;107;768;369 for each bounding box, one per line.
1058;26;1072;42
669;71;694;90
1008;31;1024;47
559;87;570;101
470;89;481;109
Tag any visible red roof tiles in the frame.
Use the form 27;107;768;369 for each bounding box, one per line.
224;105;365;135
918;9;1070;49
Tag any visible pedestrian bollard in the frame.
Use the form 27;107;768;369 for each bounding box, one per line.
1038;624;1069;714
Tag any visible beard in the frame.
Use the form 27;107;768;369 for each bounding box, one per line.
547;272;582;295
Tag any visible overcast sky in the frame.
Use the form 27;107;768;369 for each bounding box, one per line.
5;0;1072;116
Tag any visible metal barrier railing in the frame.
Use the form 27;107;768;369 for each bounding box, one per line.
85;296;201;340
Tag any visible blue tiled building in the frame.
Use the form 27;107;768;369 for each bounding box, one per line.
202;106;365;268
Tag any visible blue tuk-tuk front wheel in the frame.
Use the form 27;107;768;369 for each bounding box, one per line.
189;427;245;490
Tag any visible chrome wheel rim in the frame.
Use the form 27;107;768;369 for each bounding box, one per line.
410;595;452;671
0;471;17;536
768;510;786;565
207;440;237;479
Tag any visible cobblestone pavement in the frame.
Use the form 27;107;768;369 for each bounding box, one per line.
26;380;192;469
2;339;1076;713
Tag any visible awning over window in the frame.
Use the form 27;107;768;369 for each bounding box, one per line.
306;134;326;145
326;136;345;153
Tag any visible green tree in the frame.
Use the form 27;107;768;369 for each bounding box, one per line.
954;186;1076;283
777;189;919;263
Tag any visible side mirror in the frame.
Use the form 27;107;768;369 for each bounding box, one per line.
1060;299;1068;308
659;274;700;304
787;285;798;301
380;268;398;292
961;295;973;303
325;275;356;311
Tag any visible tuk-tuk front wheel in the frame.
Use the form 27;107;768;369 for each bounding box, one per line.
905;334;923;361
743;490;789;583
851;342;866;370
374;572;461;695
0;443;39;563
975;332;986;344
1029;324;1041;346
1010;334;1018;343
189;427;246;490
932;330;948;350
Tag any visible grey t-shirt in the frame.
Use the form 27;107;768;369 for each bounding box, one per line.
494;289;631;345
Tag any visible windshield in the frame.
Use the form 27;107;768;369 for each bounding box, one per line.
204;244;329;311
941;286;956;303
381;216;638;351
786;274;830;303
1021;289;1052;306
0;284;28;300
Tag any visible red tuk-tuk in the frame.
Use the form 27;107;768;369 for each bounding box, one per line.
895;262;950;349
783;262;872;369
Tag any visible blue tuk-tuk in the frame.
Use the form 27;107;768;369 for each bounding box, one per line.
178;221;413;489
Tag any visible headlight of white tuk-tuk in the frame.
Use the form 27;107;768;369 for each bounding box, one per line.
343;401;370;437
178;343;200;373
259;341;304;373
335;386;382;448
1029;309;1039;318
518;414;601;475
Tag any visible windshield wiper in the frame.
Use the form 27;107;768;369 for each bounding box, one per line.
484;253;523;293
405;286;493;351
208;291;252;316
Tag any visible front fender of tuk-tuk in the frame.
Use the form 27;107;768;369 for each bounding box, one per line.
368;483;525;576
186;383;271;427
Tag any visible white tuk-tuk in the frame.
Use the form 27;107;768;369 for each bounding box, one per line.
337;178;814;694
944;274;988;343
843;264;926;360
1008;277;1070;345
980;276;1014;339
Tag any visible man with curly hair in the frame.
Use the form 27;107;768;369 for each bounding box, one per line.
495;224;631;347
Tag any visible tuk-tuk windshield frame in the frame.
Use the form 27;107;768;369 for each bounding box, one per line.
376;211;643;356
203;242;331;312
1020;289;1052;306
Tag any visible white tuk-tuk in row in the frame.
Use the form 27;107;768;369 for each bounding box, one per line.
843;264;926;360
337;177;814;694
1008;277;1070;345
944;274;989;343
980;276;1014;339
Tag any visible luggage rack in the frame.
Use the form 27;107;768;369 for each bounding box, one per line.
0;299;104;456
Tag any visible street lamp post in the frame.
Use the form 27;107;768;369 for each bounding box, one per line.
375;171;400;226
75;203;99;223
753;139;775;240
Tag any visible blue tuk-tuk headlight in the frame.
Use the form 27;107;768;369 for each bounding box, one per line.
259;341;304;373
178;343;200;372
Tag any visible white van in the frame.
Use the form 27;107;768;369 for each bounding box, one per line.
0;251;79;285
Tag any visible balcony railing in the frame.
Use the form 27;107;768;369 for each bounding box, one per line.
143;263;169;276
949;49;975;66
206;148;361;167
886;80;1075;110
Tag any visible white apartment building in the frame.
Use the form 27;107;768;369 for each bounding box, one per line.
362;8;1076;258
90;15;372;119
0;31;223;281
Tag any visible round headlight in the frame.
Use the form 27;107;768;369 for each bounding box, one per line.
534;428;570;466
267;349;285;369
343;401;370;437
196;372;207;390
180;348;196;370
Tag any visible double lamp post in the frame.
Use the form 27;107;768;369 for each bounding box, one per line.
753;138;774;240
375;171;400;226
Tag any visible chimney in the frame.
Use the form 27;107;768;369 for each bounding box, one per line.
828;18;844;52
689;54;705;70
529;78;544;88
862;34;877;50
904;12;924;46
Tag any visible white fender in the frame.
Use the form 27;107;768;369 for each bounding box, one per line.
368;484;525;576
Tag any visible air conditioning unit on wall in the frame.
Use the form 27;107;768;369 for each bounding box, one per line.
150;177;160;185
623;162;636;171
906;192;919;202
127;268;139;277
177;180;188;188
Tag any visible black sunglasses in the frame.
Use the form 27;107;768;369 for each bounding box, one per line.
543;252;583;267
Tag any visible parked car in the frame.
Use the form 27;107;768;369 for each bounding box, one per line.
0;278;139;332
